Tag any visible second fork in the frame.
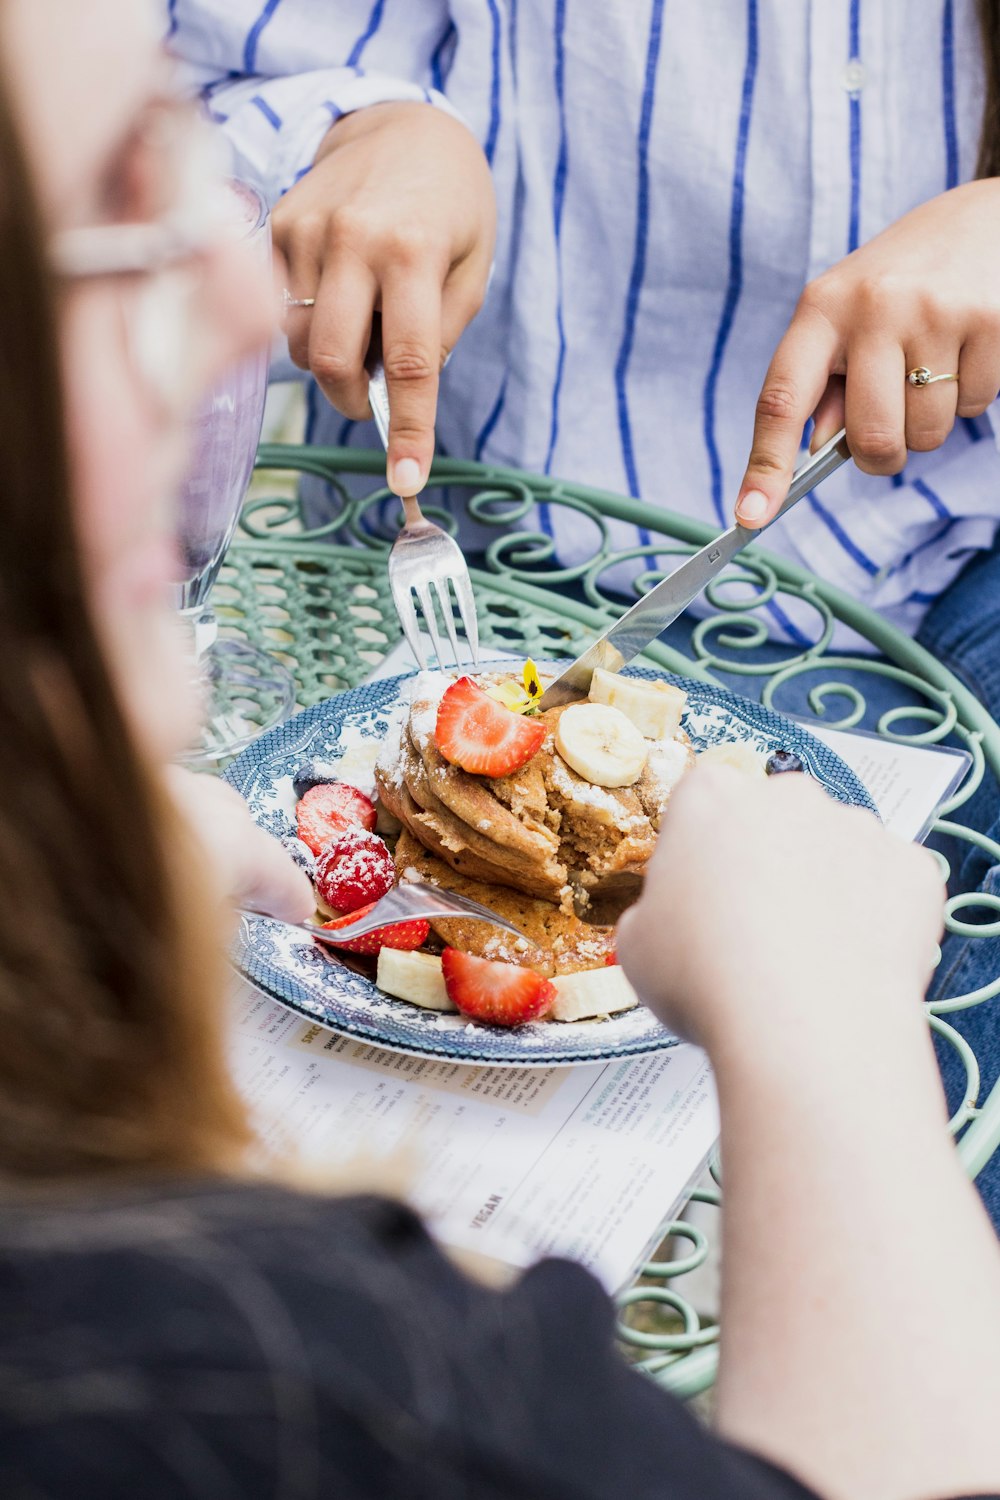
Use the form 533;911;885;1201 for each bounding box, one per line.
368;363;480;671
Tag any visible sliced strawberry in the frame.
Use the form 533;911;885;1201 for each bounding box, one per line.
604;948;618;966
321;902;430;955
435;677;546;779
315;827;395;912
296;782;377;855
441;948;555;1028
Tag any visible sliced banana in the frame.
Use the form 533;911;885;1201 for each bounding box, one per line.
555;703;648;787
376;949;456;1011
697;741;767;778
548;965;639;1022
588;669;687;740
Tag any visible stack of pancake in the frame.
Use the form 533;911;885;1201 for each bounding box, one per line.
374;672;694;978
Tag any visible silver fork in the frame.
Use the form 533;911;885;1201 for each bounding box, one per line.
368;362;479;671
238;879;523;944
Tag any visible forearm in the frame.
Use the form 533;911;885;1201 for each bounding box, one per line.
711;998;1000;1500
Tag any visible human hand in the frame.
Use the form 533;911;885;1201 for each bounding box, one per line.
736;179;1000;527
275;101;496;496
164;768;314;923
616;766;944;1056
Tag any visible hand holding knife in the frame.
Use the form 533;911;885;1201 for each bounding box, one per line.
537;428;851;710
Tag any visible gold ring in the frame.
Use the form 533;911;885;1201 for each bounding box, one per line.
907;366;959;387
282;290;316;310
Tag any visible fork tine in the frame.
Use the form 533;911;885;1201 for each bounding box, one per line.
392;583;426;668
433;577;463;669
450;567;480;667
414;580;446;668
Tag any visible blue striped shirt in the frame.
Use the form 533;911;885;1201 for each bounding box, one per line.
169;0;999;644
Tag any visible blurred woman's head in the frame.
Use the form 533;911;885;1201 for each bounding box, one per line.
0;0;271;1179
3;0;272;759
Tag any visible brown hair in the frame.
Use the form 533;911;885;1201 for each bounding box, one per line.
977;0;1000;177
0;70;251;1179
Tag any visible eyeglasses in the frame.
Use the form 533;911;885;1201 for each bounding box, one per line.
48;101;264;414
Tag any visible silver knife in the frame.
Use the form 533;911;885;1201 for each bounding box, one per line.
538;427;852;709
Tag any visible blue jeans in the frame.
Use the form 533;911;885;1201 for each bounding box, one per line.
915;539;1000;1227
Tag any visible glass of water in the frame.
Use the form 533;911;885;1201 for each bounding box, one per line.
174;180;294;764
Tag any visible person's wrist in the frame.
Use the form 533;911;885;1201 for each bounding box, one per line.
312;99;433;165
705;978;945;1118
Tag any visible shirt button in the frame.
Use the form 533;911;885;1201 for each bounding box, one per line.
842;59;866;94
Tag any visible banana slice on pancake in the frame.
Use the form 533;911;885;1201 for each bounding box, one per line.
588;669;687;740
554;703;648;787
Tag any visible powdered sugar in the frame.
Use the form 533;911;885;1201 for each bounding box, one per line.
407;670;454;750
480;934;521;961
315;827;394;911
548;754;645;827
646;736;692;797
373;698;411;787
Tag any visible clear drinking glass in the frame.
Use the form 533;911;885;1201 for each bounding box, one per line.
174;180;294;765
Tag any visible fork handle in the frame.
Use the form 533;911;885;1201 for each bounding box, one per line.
400;493;425;526
368;362;392;451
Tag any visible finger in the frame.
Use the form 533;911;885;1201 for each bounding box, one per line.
163;770;315;924
278;240;322;372
810;376;846;452
380;268;444;495
440;258;490;352
285;302;318;374
737;309;840;527
956;331;1000;418
240;829;316;923
903;347;960;452
308;253;379;420
844;337;907;474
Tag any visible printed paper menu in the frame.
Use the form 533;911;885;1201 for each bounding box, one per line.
229;983;718;1292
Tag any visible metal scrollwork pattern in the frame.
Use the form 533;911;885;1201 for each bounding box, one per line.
224;443;1000;1400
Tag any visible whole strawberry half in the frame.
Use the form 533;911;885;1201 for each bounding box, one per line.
435;676;547;778
441;948;555;1027
296;782;377;856
315;828;395;912
321;902;430;955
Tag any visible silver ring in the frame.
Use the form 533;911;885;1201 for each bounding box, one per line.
907;366;959;387
282;289;316;310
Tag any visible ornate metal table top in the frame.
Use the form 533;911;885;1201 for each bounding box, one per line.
217;443;1000;1399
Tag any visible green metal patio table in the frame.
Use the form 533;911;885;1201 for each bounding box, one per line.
217;441;1000;1400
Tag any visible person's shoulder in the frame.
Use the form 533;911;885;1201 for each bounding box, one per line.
0;1180;486;1496
0;1175;433;1264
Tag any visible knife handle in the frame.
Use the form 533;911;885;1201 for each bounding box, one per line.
766;428;851;529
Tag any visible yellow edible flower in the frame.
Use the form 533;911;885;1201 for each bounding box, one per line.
484;659;544;716
485;680;533;714
522;658;542;702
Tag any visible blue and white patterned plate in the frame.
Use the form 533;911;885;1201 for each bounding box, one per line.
224;664;876;1066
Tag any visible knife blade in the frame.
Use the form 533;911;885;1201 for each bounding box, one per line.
537;428;851;710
